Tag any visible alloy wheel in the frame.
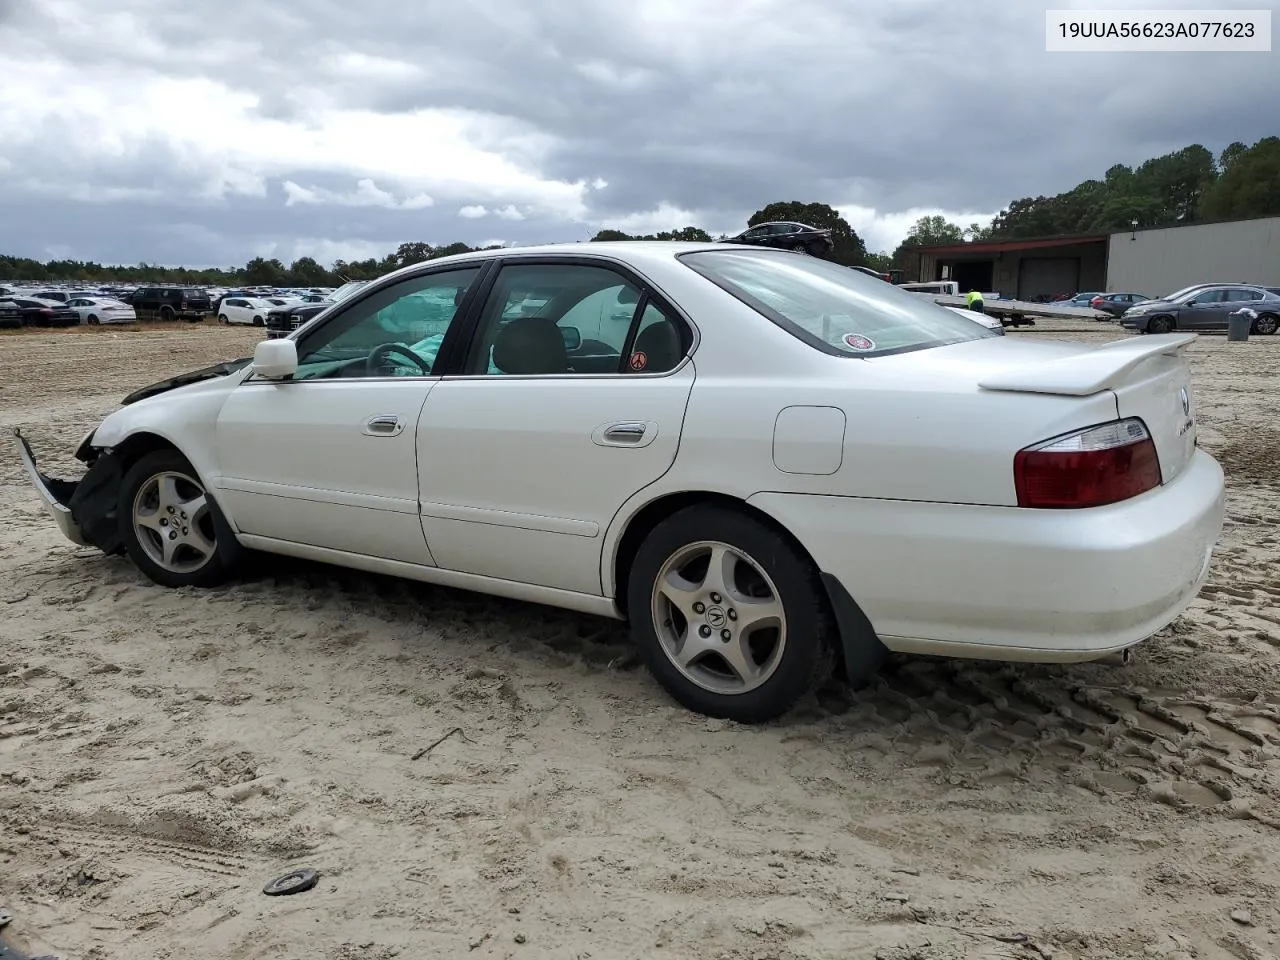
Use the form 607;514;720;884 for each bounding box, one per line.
649;540;787;695
131;471;218;574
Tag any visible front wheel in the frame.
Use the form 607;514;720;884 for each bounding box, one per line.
118;450;237;588
1147;315;1175;334
1253;313;1279;336
253;316;264;326
87;315;99;325
626;505;835;723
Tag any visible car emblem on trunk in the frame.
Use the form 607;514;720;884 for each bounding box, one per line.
1180;387;1190;416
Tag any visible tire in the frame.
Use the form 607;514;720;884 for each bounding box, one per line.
159;306;175;322
626;505;835;723
117;450;238;588
806;242;826;257
218;314;229;324
252;316;264;327
1253;313;1279;336
87;315;99;325
1147;315;1174;334
790;244;808;255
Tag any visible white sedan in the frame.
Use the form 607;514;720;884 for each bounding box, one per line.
216;297;277;326
65;296;137;325
14;242;1226;723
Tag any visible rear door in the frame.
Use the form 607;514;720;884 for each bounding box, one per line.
416;257;696;596
1181;288;1228;329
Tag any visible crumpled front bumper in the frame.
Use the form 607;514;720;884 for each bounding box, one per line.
12;428;88;546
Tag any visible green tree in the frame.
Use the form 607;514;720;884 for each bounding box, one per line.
1198;136;1280;220
904;215;964;246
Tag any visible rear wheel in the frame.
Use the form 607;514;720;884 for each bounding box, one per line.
218;314;229;324
118;450;238;588
626;505;834;723
87;315;99;325
159;306;175;322
806;242;826;257
1253;313;1279;336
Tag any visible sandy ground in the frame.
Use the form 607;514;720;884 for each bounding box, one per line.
2;320;1280;960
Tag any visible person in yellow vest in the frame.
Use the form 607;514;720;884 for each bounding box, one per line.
966;289;985;314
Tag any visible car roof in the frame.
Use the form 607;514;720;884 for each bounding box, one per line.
385;239;747;272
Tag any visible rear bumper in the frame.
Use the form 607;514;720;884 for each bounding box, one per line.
13;428;88;546
749;449;1225;662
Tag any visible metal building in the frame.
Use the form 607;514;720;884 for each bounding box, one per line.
908;214;1279;301
1105;215;1280;296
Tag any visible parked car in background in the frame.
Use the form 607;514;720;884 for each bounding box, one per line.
0;300;23;329
15;241;1225;723
851;265;893;282
217;297;276;326
725;222;834;257
1121;284;1280;334
65;296;138;325
265;280;369;338
4;296;80;327
1062;292;1104;309
32;290;73;303
1089;292;1151;319
126;286;212;322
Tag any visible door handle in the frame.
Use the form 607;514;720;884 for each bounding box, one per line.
592;420;657;448
363;415;405;437
604;422;647;443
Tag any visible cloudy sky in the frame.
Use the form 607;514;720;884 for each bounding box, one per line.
0;0;1275;268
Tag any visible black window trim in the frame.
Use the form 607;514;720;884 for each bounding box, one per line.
676;248;994;360
438;253;698;380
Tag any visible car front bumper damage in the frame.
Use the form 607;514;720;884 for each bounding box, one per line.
12;428;125;555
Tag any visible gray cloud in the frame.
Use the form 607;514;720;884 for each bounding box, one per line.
0;0;1276;266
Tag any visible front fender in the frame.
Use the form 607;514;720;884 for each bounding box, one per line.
91;370;245;489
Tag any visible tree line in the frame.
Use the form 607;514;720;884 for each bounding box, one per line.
2;134;1277;285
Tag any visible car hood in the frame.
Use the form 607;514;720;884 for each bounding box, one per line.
121;357;253;405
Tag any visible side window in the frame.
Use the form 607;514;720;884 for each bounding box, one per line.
1191;289;1224;304
292;267;481;381
464;262;690;376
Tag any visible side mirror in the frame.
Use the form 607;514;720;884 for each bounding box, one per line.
252;339;297;380
560;325;582;351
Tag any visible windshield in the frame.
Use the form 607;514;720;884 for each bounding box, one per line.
330;281;368;304
1161;285;1211;301
680;249;995;357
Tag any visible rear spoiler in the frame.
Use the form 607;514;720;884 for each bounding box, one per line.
978;333;1197;397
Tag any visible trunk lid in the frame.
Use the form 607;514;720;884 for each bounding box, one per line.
975;333;1199;484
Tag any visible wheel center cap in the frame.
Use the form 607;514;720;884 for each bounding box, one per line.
705;605;727;629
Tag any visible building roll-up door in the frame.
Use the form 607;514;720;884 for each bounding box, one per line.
1018;257;1080;300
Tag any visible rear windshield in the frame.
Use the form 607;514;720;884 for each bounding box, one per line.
679;249;995;357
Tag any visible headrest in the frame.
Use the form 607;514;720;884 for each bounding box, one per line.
492;316;568;375
632;319;683;370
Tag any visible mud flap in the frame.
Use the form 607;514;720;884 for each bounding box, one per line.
68;451;126;556
820;572;889;689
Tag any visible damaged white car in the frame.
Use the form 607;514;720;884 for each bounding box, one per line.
15;242;1226;723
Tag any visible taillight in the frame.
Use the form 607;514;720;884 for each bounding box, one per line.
1014;418;1162;508
1090;297;1104;306
38;308;53;316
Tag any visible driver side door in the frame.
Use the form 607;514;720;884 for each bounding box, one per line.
211;265;484;565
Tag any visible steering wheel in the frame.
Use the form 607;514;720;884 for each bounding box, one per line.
366;342;432;376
